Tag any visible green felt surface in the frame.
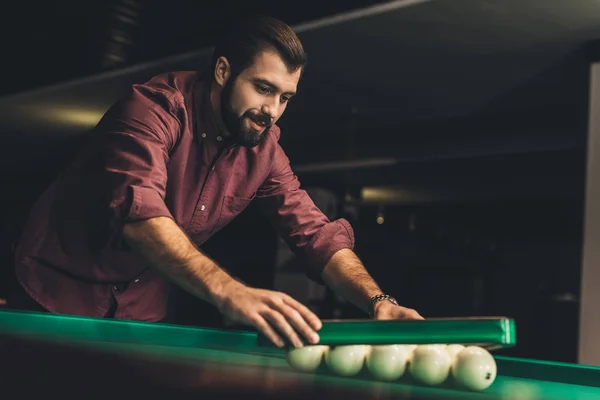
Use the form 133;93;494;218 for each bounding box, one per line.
1;310;599;399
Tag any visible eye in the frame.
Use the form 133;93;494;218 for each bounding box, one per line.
281;96;292;104
256;85;270;94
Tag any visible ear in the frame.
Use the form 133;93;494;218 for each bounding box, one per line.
214;56;231;87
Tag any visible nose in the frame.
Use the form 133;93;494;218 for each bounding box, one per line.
261;101;279;121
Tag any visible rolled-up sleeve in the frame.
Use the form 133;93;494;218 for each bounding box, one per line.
94;84;181;228
255;143;355;283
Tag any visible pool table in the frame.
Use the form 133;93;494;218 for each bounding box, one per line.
1;309;599;399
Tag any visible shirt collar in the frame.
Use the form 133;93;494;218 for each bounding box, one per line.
193;76;230;146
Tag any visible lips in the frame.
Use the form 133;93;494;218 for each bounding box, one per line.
248;116;268;130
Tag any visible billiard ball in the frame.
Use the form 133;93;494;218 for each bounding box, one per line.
451;346;497;391
366;345;411;381
405;344;418;360
409;345;452;386
286;345;329;372
325;345;370;377
446;344;466;361
406;344;418;353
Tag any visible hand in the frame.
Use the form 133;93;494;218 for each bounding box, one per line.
216;282;322;348
373;300;424;320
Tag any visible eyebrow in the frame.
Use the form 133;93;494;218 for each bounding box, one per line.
252;78;296;96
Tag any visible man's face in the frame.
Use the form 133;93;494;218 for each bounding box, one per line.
219;51;301;147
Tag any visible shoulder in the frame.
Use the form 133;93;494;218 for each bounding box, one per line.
98;72;202;149
130;71;200;113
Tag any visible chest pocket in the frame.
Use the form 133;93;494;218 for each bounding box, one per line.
212;194;256;234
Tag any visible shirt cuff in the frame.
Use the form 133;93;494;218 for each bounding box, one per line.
110;185;173;224
303;218;355;284
126;185;173;222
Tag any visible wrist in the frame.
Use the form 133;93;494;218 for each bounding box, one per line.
373;299;396;316
210;275;243;311
368;293;398;318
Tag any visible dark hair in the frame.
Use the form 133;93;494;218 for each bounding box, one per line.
210;15;307;77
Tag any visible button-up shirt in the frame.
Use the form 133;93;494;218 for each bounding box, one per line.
13;72;355;321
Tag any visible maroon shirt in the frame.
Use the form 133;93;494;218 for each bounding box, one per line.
14;72;355;321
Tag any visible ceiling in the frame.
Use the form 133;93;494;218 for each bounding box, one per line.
1;0;600;201
0;0;391;97
2;0;598;133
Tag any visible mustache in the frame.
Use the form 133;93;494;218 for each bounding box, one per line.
247;111;272;126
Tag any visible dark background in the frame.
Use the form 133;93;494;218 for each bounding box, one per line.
1;0;598;364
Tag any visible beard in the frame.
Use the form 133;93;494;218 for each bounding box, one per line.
220;77;272;148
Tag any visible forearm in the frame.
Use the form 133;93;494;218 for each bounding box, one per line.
122;216;240;307
321;248;383;314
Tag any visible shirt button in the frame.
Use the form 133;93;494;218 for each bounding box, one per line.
201;133;207;138
200;205;206;211
133;278;140;284
216;136;222;141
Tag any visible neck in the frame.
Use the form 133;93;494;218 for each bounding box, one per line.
209;81;233;139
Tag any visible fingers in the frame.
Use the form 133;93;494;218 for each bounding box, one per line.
275;301;320;345
375;305;424;321
413;311;425;320
404;308;425;320
257;292;321;347
229;288;321;348
262;309;304;348
251;314;286;348
282;295;323;332
259;292;322;348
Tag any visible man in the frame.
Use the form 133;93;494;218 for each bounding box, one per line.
9;15;423;348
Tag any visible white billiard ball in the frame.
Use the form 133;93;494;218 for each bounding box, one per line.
325;345;370;377
409;345;452;386
451;346;497;391
446;344;466;362
286;345;329;372
366;345;411;381
406;344;418;353
405;344;418;361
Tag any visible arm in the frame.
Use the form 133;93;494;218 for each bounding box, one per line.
255;144;355;282
123;217;320;347
122;216;238;308
256;142;422;320
121;215;322;349
123;216;321;348
322;248;423;319
321;248;382;314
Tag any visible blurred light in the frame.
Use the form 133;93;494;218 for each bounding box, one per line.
362;186;430;204
33;106;105;128
376;205;385;224
56;108;104;126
